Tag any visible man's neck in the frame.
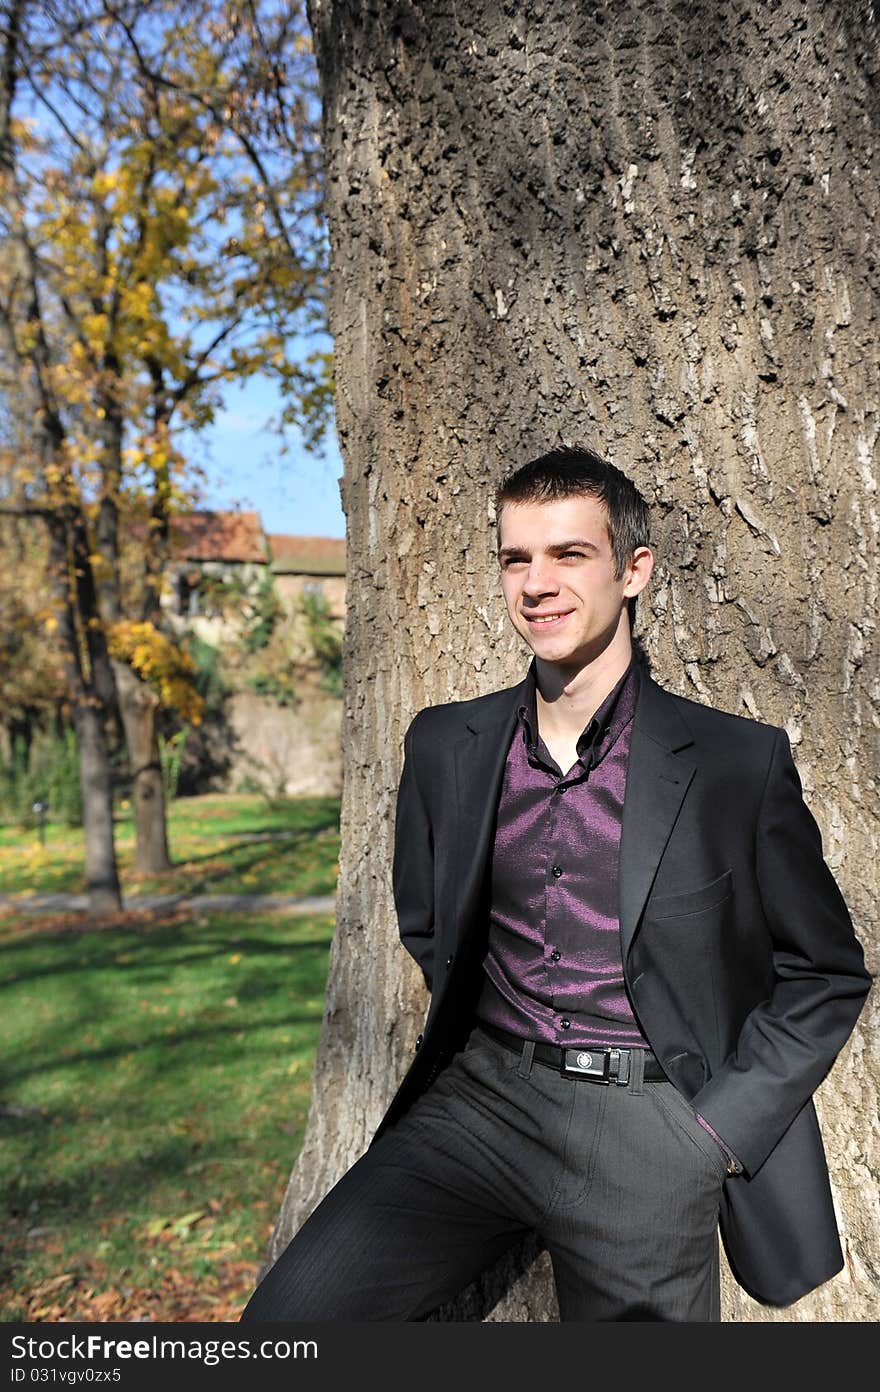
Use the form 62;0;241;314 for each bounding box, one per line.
534;636;634;743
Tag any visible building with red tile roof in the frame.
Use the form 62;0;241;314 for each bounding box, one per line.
154;511;346;796
267;534;345;577
170;510;269;564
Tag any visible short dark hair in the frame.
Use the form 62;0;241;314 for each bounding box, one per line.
495;444;652;626
495;444;651;577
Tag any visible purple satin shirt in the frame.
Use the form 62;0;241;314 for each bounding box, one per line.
476;658;650;1050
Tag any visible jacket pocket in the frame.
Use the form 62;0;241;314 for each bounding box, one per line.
647;869;733;920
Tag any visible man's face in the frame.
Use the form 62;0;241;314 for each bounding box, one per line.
498;495;636;668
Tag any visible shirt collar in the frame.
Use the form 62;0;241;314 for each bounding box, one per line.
518;656;641;770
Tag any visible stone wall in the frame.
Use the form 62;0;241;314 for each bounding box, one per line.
226;685;342;797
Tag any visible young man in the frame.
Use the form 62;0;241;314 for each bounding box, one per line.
242;446;870;1322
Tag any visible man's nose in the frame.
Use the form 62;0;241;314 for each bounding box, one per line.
521;560;559;597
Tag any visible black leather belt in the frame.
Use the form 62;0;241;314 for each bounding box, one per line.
479;1022;666;1085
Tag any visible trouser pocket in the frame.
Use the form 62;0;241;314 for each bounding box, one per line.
647;1082;729;1183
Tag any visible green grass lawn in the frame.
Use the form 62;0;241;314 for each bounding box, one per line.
0;909;333;1321
0;794;340;1321
0;793;340;900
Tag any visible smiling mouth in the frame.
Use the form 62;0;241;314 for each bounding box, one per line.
525;612;571;626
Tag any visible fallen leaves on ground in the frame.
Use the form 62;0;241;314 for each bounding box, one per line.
14;1258;261;1323
0;905;193;937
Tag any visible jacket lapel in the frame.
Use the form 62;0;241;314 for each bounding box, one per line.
618;674;697;961
452;678;527;939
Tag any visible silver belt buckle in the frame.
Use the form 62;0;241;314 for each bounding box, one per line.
562;1047;631;1084
562;1048;610;1082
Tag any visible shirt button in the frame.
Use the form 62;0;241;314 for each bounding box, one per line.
560;1018;571;1030
445;955;454;969
551;865;563;878
550;949;561;962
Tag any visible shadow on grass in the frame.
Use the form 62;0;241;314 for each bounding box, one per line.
2;1121;306;1233
158;812;339;873
0;926;334;991
0;1003;329;1090
0;801;340;899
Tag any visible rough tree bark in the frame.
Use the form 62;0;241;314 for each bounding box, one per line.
273;0;878;1321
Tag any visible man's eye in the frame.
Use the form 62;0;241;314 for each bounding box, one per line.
562;550;585;559
502;558;527;568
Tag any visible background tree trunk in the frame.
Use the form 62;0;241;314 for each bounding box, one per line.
69;701;122;916
45;515;122;916
96;415;173;877
112;660;171;875
274;0;879;1320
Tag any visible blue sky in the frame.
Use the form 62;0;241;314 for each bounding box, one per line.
189;374;346;541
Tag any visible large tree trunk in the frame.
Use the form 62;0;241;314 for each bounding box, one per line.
274;0;879;1321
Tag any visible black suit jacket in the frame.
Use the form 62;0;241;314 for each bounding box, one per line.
378;667;871;1307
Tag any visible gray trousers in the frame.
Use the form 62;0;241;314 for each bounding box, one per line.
242;1025;728;1322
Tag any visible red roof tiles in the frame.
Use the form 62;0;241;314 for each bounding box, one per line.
170;511;268;563
267;534;346;576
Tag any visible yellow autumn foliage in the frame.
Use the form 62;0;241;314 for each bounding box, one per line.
107;621;204;725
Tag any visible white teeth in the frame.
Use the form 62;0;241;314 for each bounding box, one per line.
530;614;564;623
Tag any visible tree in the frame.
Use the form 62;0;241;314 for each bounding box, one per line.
1;9;122;909
0;0;327;884
271;0;879;1321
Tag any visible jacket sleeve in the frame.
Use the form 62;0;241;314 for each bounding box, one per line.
690;727;872;1177
392;711;435;992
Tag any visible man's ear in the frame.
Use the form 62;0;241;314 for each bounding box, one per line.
623;546;654;600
